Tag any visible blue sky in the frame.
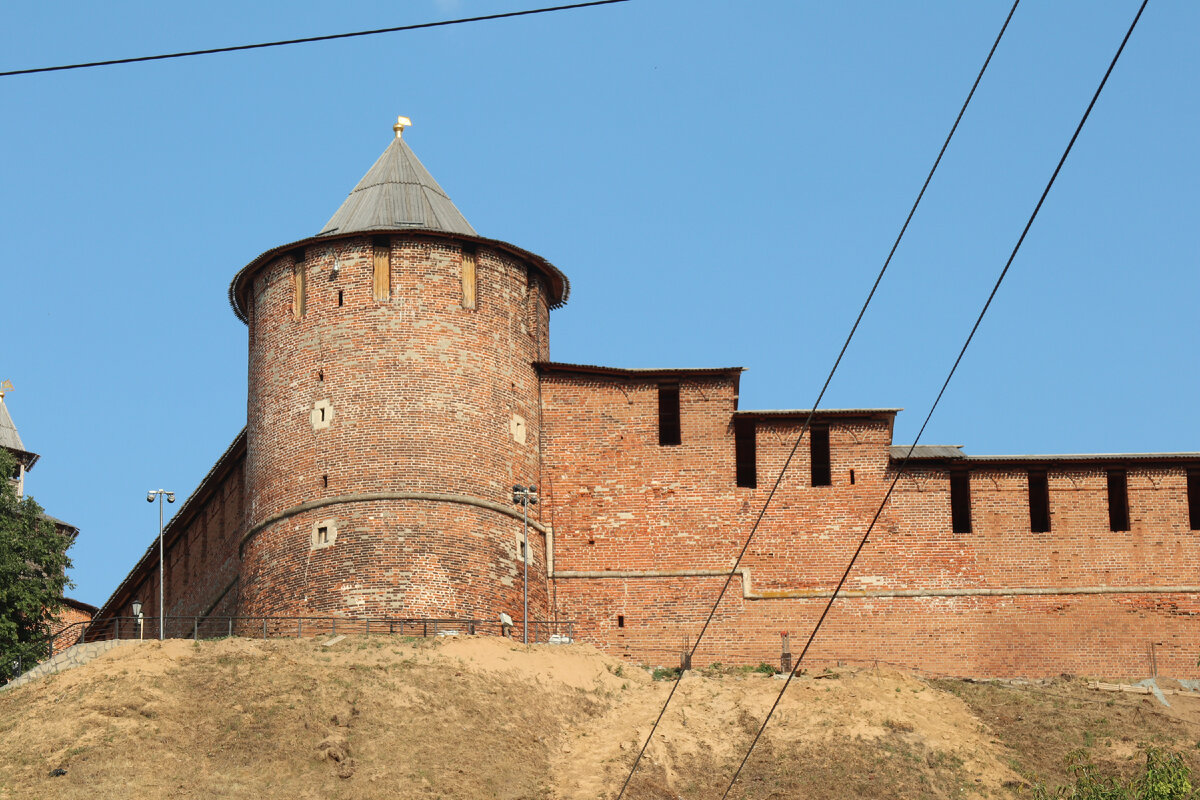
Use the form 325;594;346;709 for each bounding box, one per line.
1;1;1196;606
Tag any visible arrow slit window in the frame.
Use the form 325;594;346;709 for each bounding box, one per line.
658;384;681;446
734;418;757;488
950;470;972;533
1107;470;1130;532
1189;468;1200;531
1028;470;1051;533
810;425;831;486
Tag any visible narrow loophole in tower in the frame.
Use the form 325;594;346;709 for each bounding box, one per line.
617;615;625;628
338;290;344;306
810;425;832;486
950;470;972;533
322;474;328;488
658;384;681;446
734;418;757;488
1028;470;1050;533
1189;468;1200;531
849;469;856;484
1108;469;1130;532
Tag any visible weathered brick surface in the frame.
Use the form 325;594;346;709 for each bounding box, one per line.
100;439;245;636
241;502;546;622
558;578;1200;679
48;602;94;655
88;218;1200;680
240;234;549;622
540;370;1200;678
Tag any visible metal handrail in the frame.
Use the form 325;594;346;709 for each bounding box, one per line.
46;619;92;651
5;620;93;681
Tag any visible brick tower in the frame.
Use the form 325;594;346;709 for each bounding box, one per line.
228;118;568;625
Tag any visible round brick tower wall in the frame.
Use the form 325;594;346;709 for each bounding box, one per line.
238;233;550;623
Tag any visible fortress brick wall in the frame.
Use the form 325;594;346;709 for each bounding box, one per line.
98;435;245;635
87;130;1200;679
540;367;1200;679
95;355;1199;679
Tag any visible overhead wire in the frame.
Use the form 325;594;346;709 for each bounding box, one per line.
0;0;630;78
719;2;1151;797
614;2;1022;797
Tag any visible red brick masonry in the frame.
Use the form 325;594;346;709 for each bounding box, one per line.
92;230;1200;680
540;369;1199;678
49;598;97;655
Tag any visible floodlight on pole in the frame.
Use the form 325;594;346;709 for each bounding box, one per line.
146;489;175;640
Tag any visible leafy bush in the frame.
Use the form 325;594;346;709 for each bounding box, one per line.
1032;748;1193;800
699;661;778;677
651;666;680;682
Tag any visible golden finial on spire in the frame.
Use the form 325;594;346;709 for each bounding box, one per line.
393;116;412;139
0;379;12;400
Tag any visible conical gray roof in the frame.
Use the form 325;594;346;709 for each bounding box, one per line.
318;136;477;237
0;397;25;453
228;127;571;323
0;396;37;469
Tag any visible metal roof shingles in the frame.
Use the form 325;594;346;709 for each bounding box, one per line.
890;445;1200;464
536;361;744;378
964;451;1200;464
230;133;570;319
0;398;26;453
889;445;967;460
737;408;901;418
320;137;476;238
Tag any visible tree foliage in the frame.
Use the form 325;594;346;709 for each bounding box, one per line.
0;449;73;681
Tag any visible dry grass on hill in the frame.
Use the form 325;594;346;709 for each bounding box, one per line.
0;635;1197;799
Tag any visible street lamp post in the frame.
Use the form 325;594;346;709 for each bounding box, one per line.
511;485;538;644
132;600;144;640
146;489;175;640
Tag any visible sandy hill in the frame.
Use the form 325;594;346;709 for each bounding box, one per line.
0;635;1197;799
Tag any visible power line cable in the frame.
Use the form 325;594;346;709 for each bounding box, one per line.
719;2;1150;796
614;2;1022;797
0;0;629;78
